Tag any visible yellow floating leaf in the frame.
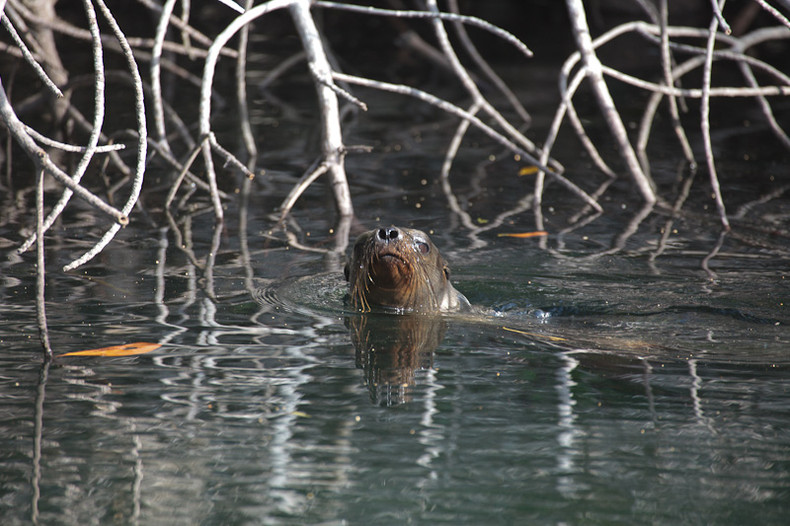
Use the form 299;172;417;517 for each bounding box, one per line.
476;217;489;225
62;342;162;357
518;166;539;176
502;326;566;342
497;231;548;239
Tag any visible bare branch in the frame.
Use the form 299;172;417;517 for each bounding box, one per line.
315;1;533;59
700;2;731;230
333;72;602;212
0;13;63;97
565;0;656;204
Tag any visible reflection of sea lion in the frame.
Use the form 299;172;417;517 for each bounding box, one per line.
348;313;445;406
344;226;471;312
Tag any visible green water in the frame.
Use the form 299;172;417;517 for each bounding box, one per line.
2;55;789;526
2;177;788;524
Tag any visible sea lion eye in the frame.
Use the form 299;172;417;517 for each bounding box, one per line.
416;241;430;254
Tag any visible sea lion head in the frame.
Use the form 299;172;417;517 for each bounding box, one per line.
344;226;468;312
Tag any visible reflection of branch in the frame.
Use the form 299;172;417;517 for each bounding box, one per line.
702;229;728;278
649;164;697;264
204;220;223;302
31;358;51;523
733;183;790;220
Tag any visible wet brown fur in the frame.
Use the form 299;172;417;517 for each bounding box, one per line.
344;226;469;312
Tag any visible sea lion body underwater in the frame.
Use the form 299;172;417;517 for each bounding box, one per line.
344;226;471;313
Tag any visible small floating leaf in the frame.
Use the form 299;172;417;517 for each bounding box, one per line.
502;326;566;342
476;217;489;224
518;166;539;176
62;342;162;357
497;231;548;239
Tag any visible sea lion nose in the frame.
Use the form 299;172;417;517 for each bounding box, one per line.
377;226;400;242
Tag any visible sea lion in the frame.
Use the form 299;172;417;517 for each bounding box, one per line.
344;226;471;313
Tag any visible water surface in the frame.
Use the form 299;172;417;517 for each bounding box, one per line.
1;62;789;526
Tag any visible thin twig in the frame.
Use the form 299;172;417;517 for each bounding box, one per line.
209;132;255;179
278;160;329;221
35;166;52;358
752;0;790;30
200;0;295;220
237;0;257;162
658;0;695;167
165;136;208;210
20;0;108;253
541;66;615;210
316;1;533;58
425;0;554;170
0;81;127;224
709;0;732;34
561;68;617;178
23;125;125;152
637;27;790;162
151;0;177;153
701;1;731;230
307;61;367;110
0;13;63;97
446;0;531;126
440;100;483;231
601;63;790;98
135;0;240;58
64;0;149;271
9;0;230;99
334;71;601;211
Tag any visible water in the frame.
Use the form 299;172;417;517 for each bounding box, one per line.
2;70;790;526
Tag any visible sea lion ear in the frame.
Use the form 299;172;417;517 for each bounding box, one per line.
443;263;451;281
